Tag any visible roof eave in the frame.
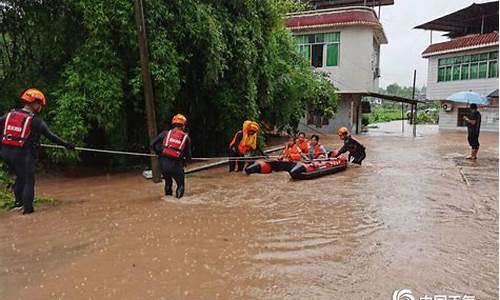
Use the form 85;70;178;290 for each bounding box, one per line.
422;41;499;58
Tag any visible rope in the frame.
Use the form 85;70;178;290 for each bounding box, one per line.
40;144;281;161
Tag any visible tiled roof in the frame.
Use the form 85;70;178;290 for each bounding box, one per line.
284;9;381;30
422;32;499;57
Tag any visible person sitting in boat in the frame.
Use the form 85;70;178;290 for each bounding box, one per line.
332;127;366;165
281;136;308;161
297;132;309;153
229;120;264;172
308;134;327;160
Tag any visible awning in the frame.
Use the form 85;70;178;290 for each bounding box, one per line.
414;1;499;38
488;89;499;98
336;91;425;105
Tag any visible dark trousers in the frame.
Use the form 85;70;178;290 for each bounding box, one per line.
159;156;185;198
1;147;36;213
349;149;366;165
467;133;480;150
229;149;245;172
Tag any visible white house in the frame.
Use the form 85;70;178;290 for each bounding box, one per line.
284;3;391;133
416;1;499;132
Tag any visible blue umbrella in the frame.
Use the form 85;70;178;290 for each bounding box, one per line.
446;91;489;105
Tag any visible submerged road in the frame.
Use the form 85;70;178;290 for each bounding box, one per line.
0;123;498;299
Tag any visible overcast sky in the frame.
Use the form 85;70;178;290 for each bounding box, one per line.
378;0;493;88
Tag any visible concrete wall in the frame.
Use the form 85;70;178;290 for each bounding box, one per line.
313;26;379;92
298;94;362;134
427;46;499;100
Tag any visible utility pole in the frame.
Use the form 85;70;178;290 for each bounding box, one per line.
412;69;417;137
134;0;161;182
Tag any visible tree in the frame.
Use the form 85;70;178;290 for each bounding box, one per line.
0;0;337;163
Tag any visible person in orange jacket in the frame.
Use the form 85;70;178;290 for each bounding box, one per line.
228;120;264;172
0;88;74;214
296;132;310;153
151;114;191;199
281;136;308;161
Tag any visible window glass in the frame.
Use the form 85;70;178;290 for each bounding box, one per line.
438;67;445;82
490;51;498;60
488;60;498;78
445;66;452;81
461;64;469;80
470;63;479;79
478;62;488;78
326;44;338;66
452;65;461;80
324;32;340;43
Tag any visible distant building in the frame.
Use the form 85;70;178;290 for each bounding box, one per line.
284;1;394;133
416;1;499;132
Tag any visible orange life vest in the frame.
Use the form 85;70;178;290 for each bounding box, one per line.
297;140;309;153
2;111;33;147
311;143;326;159
162;128;188;159
229;131;253;155
283;144;302;161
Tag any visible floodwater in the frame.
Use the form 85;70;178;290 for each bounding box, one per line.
0;122;498;299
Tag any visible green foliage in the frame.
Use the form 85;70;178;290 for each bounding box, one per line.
416;110;439;124
361;116;369;126
0;0;337;162
0;163;56;210
368;107;404;124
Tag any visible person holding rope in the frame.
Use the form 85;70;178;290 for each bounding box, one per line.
151;114;191;199
228;120;264;172
0;88;75;214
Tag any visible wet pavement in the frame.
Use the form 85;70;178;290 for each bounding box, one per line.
0;122;498;299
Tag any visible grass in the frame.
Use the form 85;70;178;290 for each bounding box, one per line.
367;107;406;124
0;189;58;210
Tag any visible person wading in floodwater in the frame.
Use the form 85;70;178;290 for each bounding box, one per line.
228;120;264;172
151;114;191;199
0;88;75;214
333;127;366;165
463;103;482;160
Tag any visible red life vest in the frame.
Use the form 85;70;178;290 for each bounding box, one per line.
311;143;326;159
2;111;33;147
162;129;188;159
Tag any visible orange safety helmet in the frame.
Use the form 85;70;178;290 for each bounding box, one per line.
337;127;349;136
171;114;187;126
20;88;47;106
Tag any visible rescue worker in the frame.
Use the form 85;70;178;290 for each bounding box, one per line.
280;136;308;161
151;114;191;199
0;88;75;214
308;134;327;160
463;103;481;159
228;120;263;172
333;127;366;165
297;132;310;153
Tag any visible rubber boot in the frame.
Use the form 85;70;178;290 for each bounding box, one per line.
175;185;184;199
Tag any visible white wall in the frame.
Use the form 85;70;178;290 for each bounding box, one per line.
426;46;499;100
320;26;378;92
295;26;379;92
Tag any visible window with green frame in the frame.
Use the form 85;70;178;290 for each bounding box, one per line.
295;32;340;67
437;51;499;82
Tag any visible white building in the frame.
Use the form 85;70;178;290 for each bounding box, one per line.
284;3;391;133
416;1;499;132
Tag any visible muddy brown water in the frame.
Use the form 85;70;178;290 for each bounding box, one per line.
0;123;498;299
